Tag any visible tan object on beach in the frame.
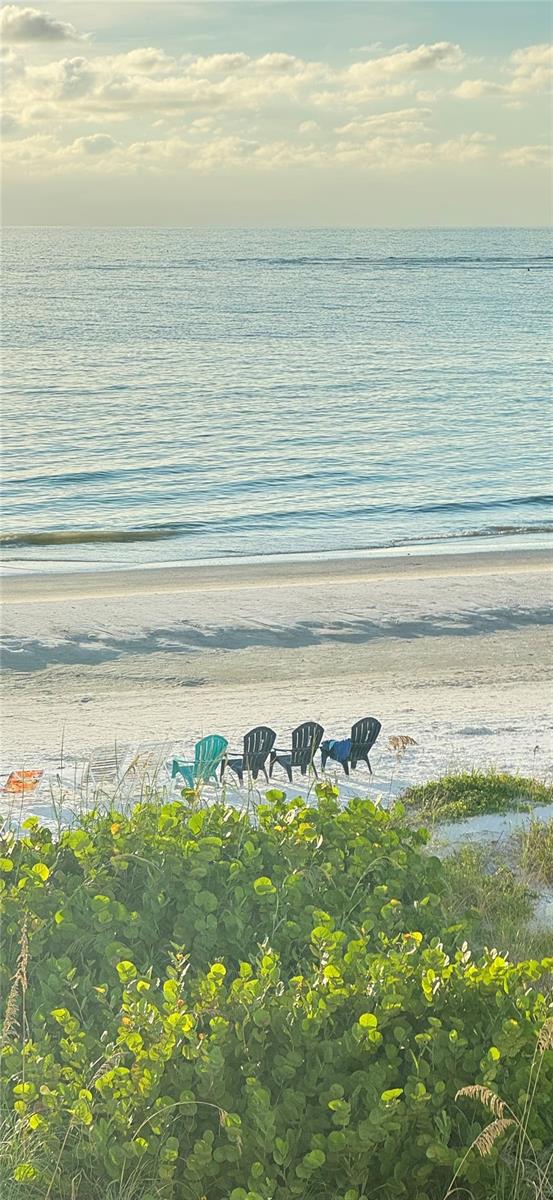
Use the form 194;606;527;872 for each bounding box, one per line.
2;770;43;794
388;735;417;755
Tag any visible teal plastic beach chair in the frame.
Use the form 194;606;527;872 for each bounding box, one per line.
172;735;228;790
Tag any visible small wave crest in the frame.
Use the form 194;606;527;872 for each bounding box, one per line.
1;512;552;554
236;254;553;270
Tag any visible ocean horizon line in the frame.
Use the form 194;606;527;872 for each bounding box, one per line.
4;222;552;232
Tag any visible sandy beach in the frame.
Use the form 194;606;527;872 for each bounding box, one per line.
1;546;552;807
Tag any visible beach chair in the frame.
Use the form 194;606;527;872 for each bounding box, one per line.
222;726;277;786
119;741;174;797
88;744;131;782
269;721;324;783
321;716;381;775
172;735;228;790
81;743;133;799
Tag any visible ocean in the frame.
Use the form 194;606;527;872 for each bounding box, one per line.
2;225;551;573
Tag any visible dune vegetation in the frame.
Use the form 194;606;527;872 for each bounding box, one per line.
1;782;552;1200
401;769;553;825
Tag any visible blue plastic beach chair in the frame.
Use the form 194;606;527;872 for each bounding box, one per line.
172;734;228;789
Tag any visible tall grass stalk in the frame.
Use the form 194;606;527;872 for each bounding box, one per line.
445;1017;553;1200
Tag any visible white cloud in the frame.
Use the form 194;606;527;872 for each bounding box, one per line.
355;43;384;54
105;48;177;77
2;42;465;129
437;132;494;161
313;42;464;107
0;45;26;81
416;89;442;103
0;4;84;42
1;132;58;164
502;143;551;166
0;110;22;137
336;107;431;136
0;35;545;185
4;48;327;124
71;132;117;156
185;52;250;76
454;42;552;100
509;43;552;92
188;116;217;132
334;130;493;168
346;41;464;81
455;79;501;99
1;125;497;176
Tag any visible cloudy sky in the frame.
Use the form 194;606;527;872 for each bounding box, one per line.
1;1;551;225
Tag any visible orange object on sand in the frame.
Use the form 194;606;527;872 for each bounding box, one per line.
2;770;43;794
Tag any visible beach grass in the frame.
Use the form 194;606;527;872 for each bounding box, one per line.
517;818;553;887
439;843;553;964
401;768;553;824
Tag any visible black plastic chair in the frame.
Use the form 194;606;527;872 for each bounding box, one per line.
349;716;381;772
321;716;381;775
222;725;277;786
269;721;324;783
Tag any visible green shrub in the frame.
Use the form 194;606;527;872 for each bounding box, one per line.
401;770;553;824
1;785;552;1199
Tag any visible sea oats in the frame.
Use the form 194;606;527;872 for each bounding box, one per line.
456;1084;506;1119
2;917;28;1044
473;1118;515;1157
537;1017;553;1054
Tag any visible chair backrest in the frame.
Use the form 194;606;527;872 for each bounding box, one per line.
243;726;276;772
89;743;131;783
194;734;228;778
350;717;381;755
291;721;324;768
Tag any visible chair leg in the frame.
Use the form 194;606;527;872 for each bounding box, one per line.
286;765;293;784
342;760;350;776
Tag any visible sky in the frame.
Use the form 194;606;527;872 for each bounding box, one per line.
1;1;551;225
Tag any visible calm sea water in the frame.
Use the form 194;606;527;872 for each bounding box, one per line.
2;226;552;572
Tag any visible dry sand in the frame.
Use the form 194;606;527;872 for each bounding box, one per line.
1;547;552;808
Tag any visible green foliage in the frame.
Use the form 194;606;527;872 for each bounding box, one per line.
401;770;553;824
518;819;553;886
439;845;539;958
441;845;535;928
1;785;552;1199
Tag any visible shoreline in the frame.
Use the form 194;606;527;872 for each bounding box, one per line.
2;545;551;604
